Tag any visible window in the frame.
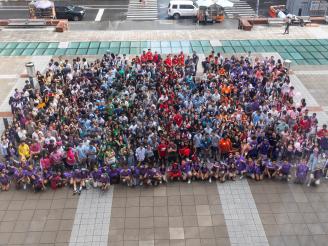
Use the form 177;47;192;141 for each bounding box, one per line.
55;6;64;11
179;5;194;9
172;4;178;9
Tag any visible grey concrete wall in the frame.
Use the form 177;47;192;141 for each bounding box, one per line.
286;0;328;16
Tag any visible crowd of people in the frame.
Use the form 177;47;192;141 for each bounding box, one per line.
0;48;328;194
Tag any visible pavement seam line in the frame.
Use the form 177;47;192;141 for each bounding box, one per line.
216;179;269;246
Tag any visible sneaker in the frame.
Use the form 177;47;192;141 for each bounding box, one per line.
239;175;244;180
188;179;191;184
23;184;27;190
209;178;212;183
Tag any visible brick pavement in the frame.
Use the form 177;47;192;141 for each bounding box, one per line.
1;27;328;246
0;188;78;246
249;179;328;246
108;182;230;246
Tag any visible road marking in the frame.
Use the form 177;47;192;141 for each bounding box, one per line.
127;0;158;20
217;180;269;246
81;6;128;10
95;8;104;21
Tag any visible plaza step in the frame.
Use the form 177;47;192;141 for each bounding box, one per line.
224;0;256;19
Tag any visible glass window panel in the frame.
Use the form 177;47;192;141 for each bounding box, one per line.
130;41;140;48
120;41;131;48
55;49;66;55
37;43;49;49
89;42;100;49
43;48;57;55
17;43;29;49
100;42;111;48
171;41;181;47
27;43;38;49
21;49;35;56
0;49;14;56
76;49;88;55
5;43;18;49
161;41;171;48
48;42;58;49
65;49;77;55
33;48;46;55
10;49;24;56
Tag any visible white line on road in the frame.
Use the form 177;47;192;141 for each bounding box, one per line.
81;6;128;10
95;8;104;21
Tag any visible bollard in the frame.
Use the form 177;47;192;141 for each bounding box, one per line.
25;62;35;77
25;62;35;88
284;59;292;73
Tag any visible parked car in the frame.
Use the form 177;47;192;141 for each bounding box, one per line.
55;4;85;21
168;0;198;19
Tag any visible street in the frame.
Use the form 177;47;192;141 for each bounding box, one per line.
0;0;129;21
0;0;286;29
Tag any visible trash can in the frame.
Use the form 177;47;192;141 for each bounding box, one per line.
284;59;292;70
25;62;35;77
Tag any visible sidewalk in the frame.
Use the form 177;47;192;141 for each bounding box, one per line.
1;25;328;42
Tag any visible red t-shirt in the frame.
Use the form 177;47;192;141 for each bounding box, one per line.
164;57;172;67
157;143;168;157
146;51;153;61
40;157;51;170
173;113;183;127
141;54;147;63
179;147;191;157
317;129;328;138
154;54;159;63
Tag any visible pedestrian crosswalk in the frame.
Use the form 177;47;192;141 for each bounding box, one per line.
224;0;256;19
127;0;158;21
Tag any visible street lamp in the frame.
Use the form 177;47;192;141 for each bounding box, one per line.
256;0;259;17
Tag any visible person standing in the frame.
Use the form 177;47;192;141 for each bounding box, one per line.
284;17;291;34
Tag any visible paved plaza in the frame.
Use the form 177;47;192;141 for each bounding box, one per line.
1;26;328;246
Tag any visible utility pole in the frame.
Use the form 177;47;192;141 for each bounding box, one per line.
256;0;259;17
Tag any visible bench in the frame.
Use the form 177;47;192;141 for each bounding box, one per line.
238;18;252;31
7;19;47;28
268;18;285;26
248;17;268;25
291;16;311;26
300;16;311;25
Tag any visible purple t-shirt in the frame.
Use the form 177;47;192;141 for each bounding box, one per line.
120;168;132;177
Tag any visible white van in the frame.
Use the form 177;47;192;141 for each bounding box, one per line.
168;0;198;19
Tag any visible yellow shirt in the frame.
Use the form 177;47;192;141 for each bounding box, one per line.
18;144;30;159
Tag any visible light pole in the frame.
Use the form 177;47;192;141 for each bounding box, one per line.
256;0;259;17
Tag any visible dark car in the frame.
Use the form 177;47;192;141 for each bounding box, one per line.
55;4;85;21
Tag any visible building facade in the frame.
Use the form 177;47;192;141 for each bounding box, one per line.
286;0;328;16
